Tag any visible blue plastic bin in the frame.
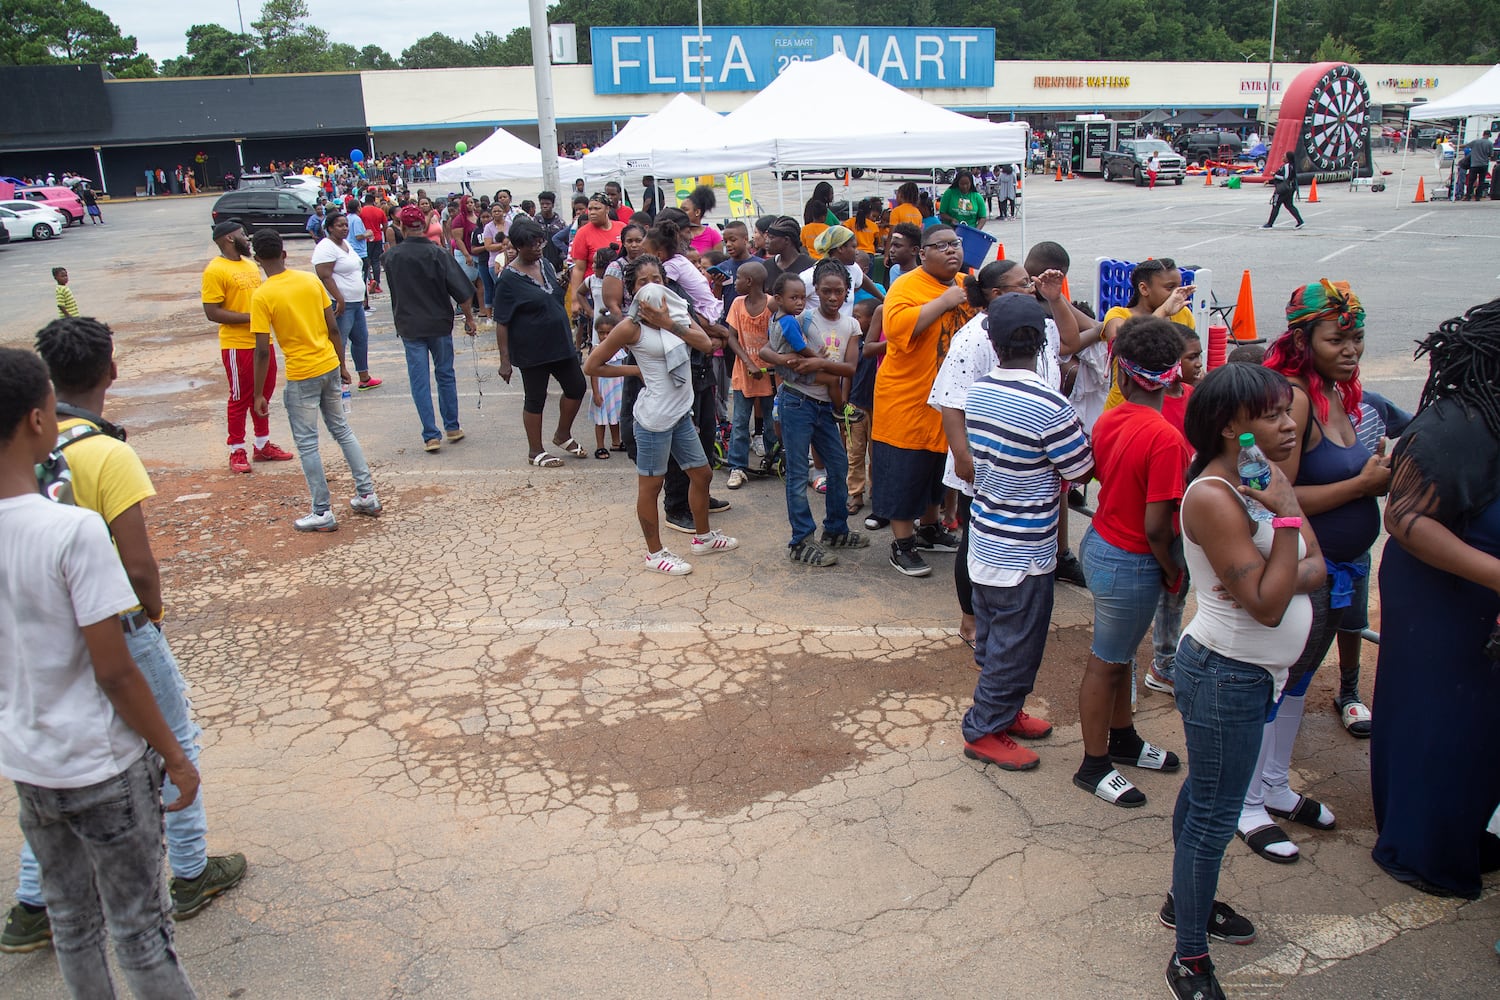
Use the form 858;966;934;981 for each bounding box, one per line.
954;223;997;271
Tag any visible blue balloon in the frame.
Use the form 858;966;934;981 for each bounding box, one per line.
350;149;364;163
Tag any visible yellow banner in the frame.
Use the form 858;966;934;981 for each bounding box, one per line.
725;173;754;219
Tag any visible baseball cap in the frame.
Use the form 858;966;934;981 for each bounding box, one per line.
985;293;1048;352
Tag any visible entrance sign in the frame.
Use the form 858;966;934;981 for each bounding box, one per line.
591;26;995;94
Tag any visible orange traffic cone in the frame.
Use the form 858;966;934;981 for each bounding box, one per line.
1413;176;1427;203
843;169;850;187
1204;163;1214;186
1308;178;1320;203
1230;270;1262;344
1060;275;1072;302
1055;163;1063;182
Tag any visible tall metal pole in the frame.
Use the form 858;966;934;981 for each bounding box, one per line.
528;0;561;195
234;0;252;78
697;0;707;105
1262;0;1279;130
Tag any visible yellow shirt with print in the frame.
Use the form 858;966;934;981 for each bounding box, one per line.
249;269;339;382
1102;304;1195;411
201;256;263;350
56;418;156;613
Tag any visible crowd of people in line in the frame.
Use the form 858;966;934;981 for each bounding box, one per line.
1;167;1497;1000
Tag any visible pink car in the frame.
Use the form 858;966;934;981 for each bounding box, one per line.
13;186;85;226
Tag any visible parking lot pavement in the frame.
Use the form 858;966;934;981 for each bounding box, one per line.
0;177;1494;998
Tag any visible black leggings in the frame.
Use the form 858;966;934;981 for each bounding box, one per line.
1266;191;1303;226
955;498;974;616
519;356;586;414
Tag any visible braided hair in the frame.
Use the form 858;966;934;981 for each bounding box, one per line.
812;256;850;293
35;316;114;394
623;253;663;294
1414;296;1500;437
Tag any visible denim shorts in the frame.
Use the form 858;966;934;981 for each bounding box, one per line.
1080;527;1164;664
635;412;708;477
870;441;946;521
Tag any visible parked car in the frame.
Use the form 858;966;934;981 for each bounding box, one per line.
1172;131;1245;166
0;219;11;248
237;173;287;189
210;188;317;235
0;205;62;241
0;200;70;232
11;185;86;225
280;175;324;196
1101;138;1186;185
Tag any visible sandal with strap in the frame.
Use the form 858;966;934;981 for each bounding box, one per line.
1238;823;1300;864
529;452;564;468
1110;741;1181;773
554;437;588;458
1337;699;1373;739
1073;768;1145;808
1266;794;1336;830
594;447;611;460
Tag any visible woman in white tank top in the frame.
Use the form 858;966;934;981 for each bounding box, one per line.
1160;364;1326;1000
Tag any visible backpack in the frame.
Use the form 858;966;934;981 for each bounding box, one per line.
34;405;126;505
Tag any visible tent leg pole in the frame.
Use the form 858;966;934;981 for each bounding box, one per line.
1395;127;1410;205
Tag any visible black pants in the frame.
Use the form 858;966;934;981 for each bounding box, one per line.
621;364;716;516
955;498;974;616
1266;191;1303;226
1466;165;1491;200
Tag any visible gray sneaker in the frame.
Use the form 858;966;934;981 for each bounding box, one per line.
293;510;337;532
350;493;383;517
0;903;51;953
171;853;248;919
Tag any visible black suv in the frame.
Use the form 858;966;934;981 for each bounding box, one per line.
210;188;316;236
1172;131;1245;165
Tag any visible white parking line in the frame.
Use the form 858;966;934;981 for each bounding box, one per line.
1317;212;1433;263
1179;232;1242;250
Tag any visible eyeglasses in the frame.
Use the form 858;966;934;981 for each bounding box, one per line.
922;239;963;251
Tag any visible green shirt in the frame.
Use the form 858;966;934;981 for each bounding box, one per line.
938;188;986;228
55;285;79;318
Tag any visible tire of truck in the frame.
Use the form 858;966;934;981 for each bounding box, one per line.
1134;167;1145;187
1174;176;1183;185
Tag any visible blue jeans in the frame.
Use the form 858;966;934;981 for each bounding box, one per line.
478;258;496;309
14;754;198;998
337;304;369;374
283;368;375;513
402;336;459;443
962;574;1055;742
1081;527;1164;664
777;387;849;546
18;620;207;906
727;388;777;473
1170;636;1274;958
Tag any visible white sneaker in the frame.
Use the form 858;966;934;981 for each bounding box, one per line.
726;468;747;490
645;549;692;575
690;529;739;555
350;493;383;516
294;510;337;532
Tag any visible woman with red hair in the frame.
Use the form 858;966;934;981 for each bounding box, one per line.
1235;280;1391;864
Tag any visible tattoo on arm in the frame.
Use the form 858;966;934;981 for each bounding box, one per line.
1221;562;1258;585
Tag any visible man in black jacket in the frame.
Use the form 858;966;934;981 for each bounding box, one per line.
381;204;479;452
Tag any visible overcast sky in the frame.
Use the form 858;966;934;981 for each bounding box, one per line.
95;0;535;62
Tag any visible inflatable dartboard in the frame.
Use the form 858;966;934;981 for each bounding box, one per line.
1259;62;1375;182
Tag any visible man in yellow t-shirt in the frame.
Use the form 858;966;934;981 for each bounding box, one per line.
248;230;381;533
1099;259;1196;411
871;223;974;578
9;316;249;937
201;221;294;474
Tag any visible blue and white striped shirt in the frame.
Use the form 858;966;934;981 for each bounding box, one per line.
965;367;1094;587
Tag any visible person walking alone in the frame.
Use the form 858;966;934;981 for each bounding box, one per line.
1263;153;1305;230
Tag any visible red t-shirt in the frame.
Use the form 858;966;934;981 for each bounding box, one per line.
358;206;388;243
1090;402;1193;554
615;204;634;225
1160;384;1193;442
569;220;625;268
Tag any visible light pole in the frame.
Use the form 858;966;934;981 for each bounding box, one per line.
528;0;561;194
1262;0;1279;129
234;0;253;78
697;0;707;105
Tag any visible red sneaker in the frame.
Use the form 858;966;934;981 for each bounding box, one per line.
1007;710;1054;740
253;443;295;462
963;731;1040;771
229;450;252;474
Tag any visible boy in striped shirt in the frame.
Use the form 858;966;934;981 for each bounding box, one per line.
949;293;1093;772
52;268;78;318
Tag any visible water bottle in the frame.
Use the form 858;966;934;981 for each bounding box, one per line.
341;383;352;414
1237;433;1274;523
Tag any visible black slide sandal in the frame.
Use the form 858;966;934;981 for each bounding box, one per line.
1266;794;1336;830
1238;824;1299;863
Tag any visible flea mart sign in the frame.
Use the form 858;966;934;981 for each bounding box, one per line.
591;26;996;94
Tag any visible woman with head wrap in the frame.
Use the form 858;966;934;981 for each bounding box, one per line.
1371;297;1500;900
1234;280;1391;863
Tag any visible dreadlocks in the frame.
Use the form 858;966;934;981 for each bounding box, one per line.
1413;297;1500;438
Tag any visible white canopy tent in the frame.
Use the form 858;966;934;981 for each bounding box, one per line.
580;94;760;182
1396;64;1499;203
1406;63;1500;120
434;127;585;184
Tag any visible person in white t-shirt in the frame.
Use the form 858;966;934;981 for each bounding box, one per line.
0;347;198;995
312;212;382;390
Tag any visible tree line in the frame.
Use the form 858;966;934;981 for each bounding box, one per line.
2;0;1495;79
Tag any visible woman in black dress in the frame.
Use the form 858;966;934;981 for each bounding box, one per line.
1371;297;1500;899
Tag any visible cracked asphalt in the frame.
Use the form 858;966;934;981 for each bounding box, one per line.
1;167;1496;998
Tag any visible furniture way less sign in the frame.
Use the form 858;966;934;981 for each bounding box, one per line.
591;26;996;94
